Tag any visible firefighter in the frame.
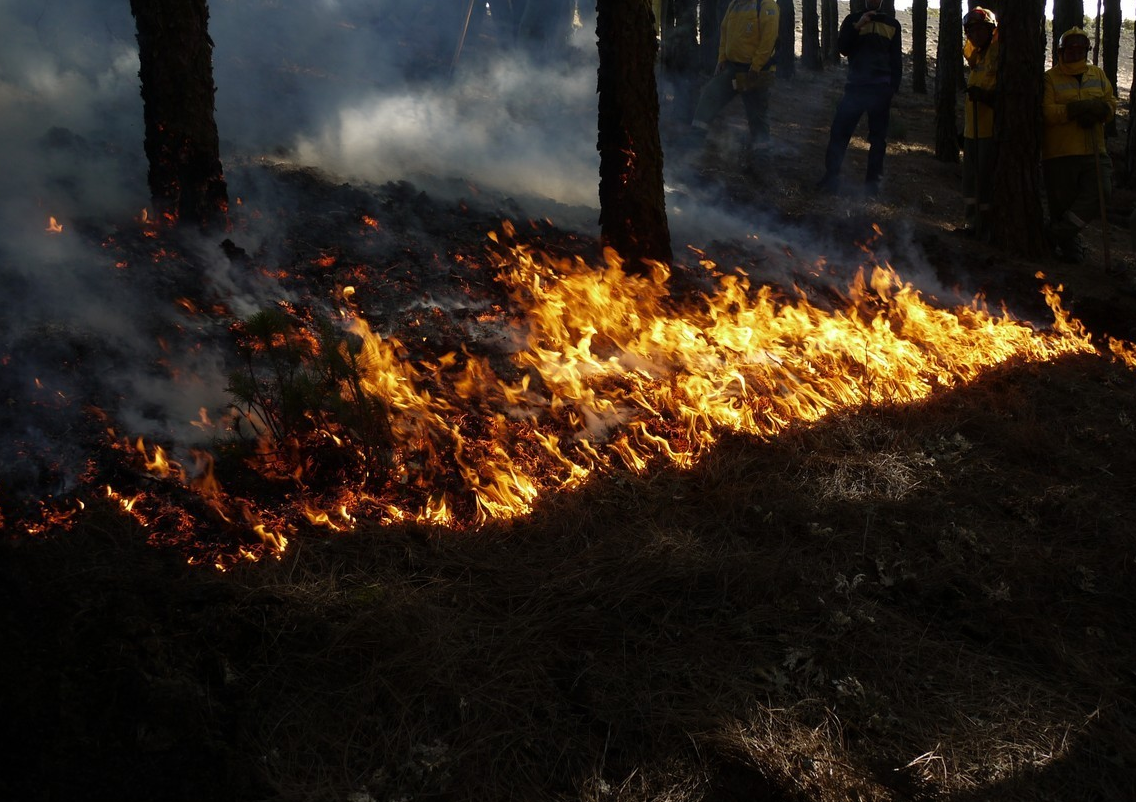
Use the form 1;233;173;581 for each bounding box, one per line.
816;0;903;196
1043;27;1116;264
683;0;780;159
959;7;999;239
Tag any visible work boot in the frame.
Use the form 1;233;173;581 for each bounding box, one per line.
816;173;840;195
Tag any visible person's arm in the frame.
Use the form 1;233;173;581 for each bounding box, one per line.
749;0;780;71
837;15;859;57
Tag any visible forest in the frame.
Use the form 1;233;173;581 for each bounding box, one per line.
2;2;1136;801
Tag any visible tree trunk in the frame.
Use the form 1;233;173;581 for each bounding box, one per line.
1051;0;1084;64
802;0;822;71
596;0;673;272
130;0;228;230
991;0;1049;256
777;0;796;78
699;0;724;74
660;0;700;123
934;0;963;161
1102;0;1120;136
821;0;840;64
911;0;928;94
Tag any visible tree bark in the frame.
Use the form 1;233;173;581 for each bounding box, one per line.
802;0;822;71
777;0;796;78
130;0;228;230
821;0;840;64
911;0;928;93
1051;0;1084;64
1101;0;1120;136
934;0;963;161
699;0;724;74
596;0;673;272
659;0;700;123
990;0;1049;256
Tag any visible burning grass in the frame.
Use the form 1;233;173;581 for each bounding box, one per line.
5;168;1136;801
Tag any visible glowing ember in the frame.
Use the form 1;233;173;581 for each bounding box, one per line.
46;216;63;234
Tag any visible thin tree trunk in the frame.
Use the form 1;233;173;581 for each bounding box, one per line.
596;0;673;272
699;0;724;74
911;0;928;93
660;0;700;122
1052;0;1084;64
777;0;795;78
991;0;1049;256
821;0;840;64
934;0;963;161
802;0;822;70
130;0;228;230
1102;0;1121;136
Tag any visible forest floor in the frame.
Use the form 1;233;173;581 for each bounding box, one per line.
5;21;1136;802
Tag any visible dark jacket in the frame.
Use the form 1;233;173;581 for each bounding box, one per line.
837;10;903;92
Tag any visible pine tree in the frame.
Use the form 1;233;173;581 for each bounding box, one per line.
596;0;673;273
130;0;228;230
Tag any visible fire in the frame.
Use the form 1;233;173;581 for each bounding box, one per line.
46;216;63;234
316;222;1102;528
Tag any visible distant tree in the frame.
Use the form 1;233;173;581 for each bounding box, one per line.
777;0;796;77
821;0;840;63
659;0;701;122
934;0;963;161
1052;0;1084;62
911;0;928;93
596;0;673;272
990;0;1049;256
1101;0;1120;136
699;0;724;73
802;0;822;70
130;0;228;229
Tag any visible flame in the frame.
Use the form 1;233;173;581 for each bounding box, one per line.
46;217;63;234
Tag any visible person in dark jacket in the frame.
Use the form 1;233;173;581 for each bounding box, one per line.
817;0;903;195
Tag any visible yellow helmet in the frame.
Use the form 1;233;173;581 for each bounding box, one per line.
963;7;997;28
1059;27;1091;49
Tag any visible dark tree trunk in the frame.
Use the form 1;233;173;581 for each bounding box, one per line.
991;0;1049;256
699;0;724;74
130;0;228;230
659;0;700;123
802;0;822;71
911;0;928;93
596;0;673;272
1052;0;1084;64
777;0;795;78
934;0;963;161
821;0;840;64
1102;0;1120;136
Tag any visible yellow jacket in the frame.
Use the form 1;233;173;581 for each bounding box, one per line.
963;36;998;139
1042;59;1116;159
718;0;780;72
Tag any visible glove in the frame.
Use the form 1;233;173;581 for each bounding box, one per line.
1066;99;1097;124
1088;97;1112;122
733;71;772;93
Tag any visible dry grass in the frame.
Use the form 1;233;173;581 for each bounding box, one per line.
6;352;1136;802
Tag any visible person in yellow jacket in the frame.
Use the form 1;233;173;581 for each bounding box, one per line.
959;7;999;239
685;0;780;158
1043;27;1116;264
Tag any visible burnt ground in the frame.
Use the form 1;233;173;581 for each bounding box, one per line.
4;45;1136;802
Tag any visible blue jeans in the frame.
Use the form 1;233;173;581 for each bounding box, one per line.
823;84;894;185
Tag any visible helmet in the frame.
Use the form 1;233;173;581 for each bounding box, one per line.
1059;27;1091;49
963;7;997;28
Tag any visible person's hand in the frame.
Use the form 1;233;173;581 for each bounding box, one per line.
714;62;726;76
855;11;875;30
1088;97;1112;121
1066;99;1096;124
